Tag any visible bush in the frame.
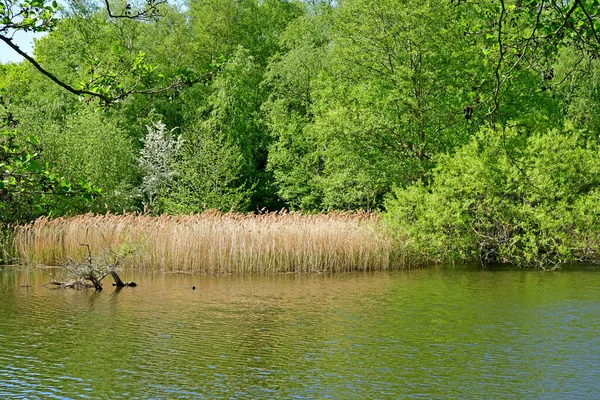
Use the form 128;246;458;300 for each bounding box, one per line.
384;127;600;268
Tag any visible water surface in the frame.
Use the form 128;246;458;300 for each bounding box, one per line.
1;266;599;399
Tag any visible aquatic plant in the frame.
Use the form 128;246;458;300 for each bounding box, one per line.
14;210;408;273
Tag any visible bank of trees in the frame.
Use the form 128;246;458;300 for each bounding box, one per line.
2;0;600;266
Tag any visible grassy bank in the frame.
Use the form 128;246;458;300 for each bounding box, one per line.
13;211;408;273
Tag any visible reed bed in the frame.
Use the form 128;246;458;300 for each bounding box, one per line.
13;210;408;273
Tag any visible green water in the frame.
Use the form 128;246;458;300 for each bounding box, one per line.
1;266;599;399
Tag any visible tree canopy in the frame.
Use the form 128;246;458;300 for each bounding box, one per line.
2;0;600;265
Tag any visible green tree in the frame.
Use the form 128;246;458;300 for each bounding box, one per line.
0;130;99;225
32;106;140;212
1;0;178;104
265;0;485;210
384;126;600;268
460;0;600;123
262;8;331;210
198;47;282;209
162;122;252;213
189;0;303;66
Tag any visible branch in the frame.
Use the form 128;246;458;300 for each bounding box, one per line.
0;35;214;105
575;0;600;46
555;0;579;37
103;0;166;20
499;0;545;88
550;53;586;87
486;0;506;123
0;35;113;104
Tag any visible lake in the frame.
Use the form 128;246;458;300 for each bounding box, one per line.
1;266;599;399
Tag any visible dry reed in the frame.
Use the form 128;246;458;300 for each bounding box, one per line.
13;210;408;273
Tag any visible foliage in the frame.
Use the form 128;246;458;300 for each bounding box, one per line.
264;0;485;210
31;106;139;212
188;0;303;67
384;127;600;268
0;130;99;225
1;0;177;103
553;49;600;136
200;47;273;208
3;0;600;270
161;122;252;213
138;120;182;211
1;0;60;34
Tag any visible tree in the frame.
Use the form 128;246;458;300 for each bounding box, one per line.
0;0;212;104
262;8;331;210
460;0;600;121
138;120;183;211
0;129;99;225
32;106;140;212
162;122;253;213
265;0;485;210
384;126;600;268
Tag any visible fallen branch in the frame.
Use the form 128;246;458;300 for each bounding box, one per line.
42;243;138;291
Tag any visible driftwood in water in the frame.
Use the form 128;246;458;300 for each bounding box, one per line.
110;271;137;287
43;279;96;290
43;244;138;291
111;270;126;287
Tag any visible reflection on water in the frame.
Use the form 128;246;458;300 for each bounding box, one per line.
1;266;599;399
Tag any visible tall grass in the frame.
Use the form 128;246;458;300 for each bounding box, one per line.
13;211;409;273
0;227;18;265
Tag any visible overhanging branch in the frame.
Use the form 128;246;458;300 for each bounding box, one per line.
0;35;113;104
103;0;166;20
1;35;215;105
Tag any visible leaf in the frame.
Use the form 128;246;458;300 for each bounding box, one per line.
27;160;41;173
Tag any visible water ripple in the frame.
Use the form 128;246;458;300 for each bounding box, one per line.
1;268;599;398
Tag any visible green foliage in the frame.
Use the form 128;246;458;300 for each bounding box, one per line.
188;0;303;66
203;48;265;170
265;0;483;210
1;0;60;33
202;47;277;208
553;49;600;137
384;127;600;268
262;10;330;210
0;130;99;225
33;107;139;212
2;0;600;271
161;122;252;213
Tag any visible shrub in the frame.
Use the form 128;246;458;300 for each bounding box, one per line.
384;127;600;268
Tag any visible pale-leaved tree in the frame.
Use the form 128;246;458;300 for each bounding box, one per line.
138;120;183;211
